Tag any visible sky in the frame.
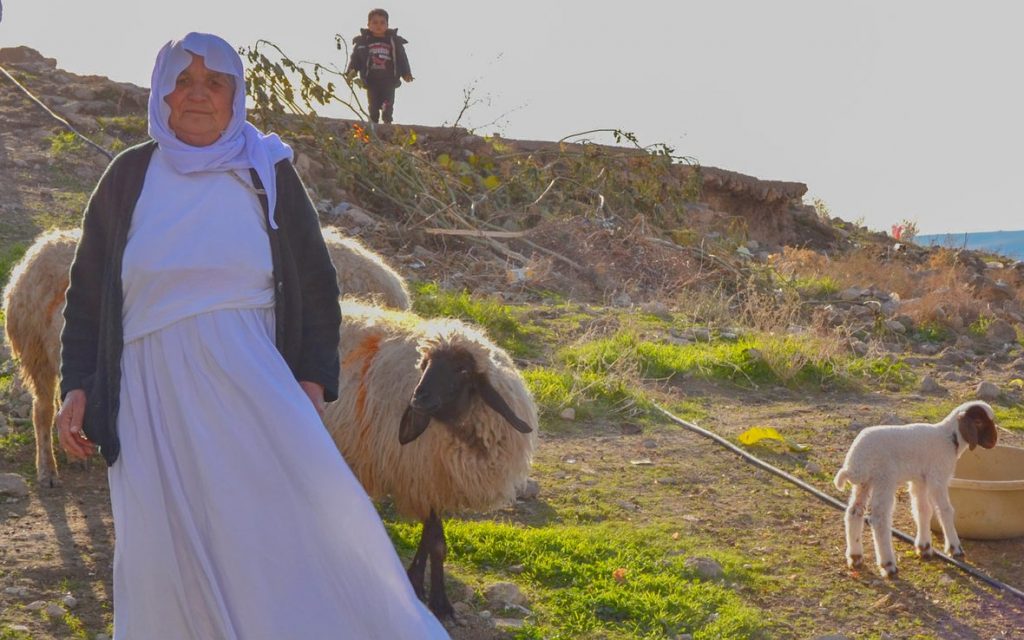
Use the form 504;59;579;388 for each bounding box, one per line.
2;1;1023;235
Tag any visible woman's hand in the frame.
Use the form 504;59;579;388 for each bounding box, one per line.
299;381;326;416
56;389;96;460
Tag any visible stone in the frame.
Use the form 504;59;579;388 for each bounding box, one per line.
26;600;47;610
559;407;576;421
516;478;540;501
884;320;906;334
849;340;868;356
987;319;1018;343
494;618;526;629
45;602;65;617
62;594;78;609
611;292;632;308
839;287;864;301
684;556;724;580
508;564;525;574
0;473;29;498
692;327;711;342
640;301;672;319
485;582;527;608
919;376;945;394
805;461;822;475
976;381;1001;402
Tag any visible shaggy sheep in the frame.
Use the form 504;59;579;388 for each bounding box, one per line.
322;300;538;618
2;229;80;487
3;227;409;486
320;226;410;310
833;401;998;577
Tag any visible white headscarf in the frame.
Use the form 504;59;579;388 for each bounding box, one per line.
148;32;293;228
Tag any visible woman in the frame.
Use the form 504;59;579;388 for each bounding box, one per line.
55;32;449;639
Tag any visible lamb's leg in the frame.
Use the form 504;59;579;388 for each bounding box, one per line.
31;374;59;488
844;483;869;569
425;510;454;619
929;484;963;557
868;483;898;578
406;519;430;600
909;479;934;558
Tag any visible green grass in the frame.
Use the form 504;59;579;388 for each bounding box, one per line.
387;520;770;639
791;275;840;298
0;242;28;288
913;321;951;343
523;365;650;425
47;131;86;156
904;400;1024;431
559;329;913;391
411;282;538;356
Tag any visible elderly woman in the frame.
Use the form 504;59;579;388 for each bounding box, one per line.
55;33;449;638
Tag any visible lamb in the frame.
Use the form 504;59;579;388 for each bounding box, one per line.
320;226;410;310
833;401;998;577
322;300;538;618
2;227;409;486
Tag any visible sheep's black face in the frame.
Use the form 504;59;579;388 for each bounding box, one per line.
398;345;534;446
410;349;477;423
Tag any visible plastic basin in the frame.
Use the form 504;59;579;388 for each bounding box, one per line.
931;444;1024;540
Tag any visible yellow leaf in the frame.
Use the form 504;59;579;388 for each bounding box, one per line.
483;175;501;190
738;426;785;446
1010;378;1024;389
437;153;451;168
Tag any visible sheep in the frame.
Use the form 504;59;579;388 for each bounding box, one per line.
320;226;410;310
833;401;998;577
2;229;79;487
322;300;538;618
2;227;409;487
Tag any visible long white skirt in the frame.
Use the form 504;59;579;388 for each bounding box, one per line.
109;307;449;639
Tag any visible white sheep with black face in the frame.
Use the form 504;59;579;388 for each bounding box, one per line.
322;300;538;619
833;401;999;577
2;227;409;487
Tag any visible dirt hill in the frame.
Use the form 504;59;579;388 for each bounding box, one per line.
2;46;1023;640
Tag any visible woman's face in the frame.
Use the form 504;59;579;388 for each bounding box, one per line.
164;54;235;147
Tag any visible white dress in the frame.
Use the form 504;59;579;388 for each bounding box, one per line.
108;150;449;639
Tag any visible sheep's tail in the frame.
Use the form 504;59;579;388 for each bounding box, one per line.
833;468;850;491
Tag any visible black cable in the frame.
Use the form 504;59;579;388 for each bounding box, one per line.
654;404;1024;603
0;63;113;161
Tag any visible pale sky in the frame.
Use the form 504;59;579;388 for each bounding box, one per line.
3;1;1022;234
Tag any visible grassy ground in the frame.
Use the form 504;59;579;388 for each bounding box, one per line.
2;284;1024;639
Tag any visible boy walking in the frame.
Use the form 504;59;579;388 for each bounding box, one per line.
345;8;413;124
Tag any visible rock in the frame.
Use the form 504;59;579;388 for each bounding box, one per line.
62;594;78;609
559;407;576;421
45;602;65;617
976;381;1001;402
692;327;711;342
0;473;29;498
884;320;906;334
26;600;47;610
611;292;632;308
328;202;377;227
919;376;946;394
616;500;639;511
719;331;739;341
849;340;868;356
805;461;822;475
508;564;525;574
642;439;658;449
516;478;540;501
987;319;1018;343
839;287;864;301
985;261;1005;270
917;343;940;355
640;301;672;319
684;556;724;580
494;618;526;629
485;582;528;608
863;300;882;313
3;586;29;597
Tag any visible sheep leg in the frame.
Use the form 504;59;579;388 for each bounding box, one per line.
31;374;60;488
425;510;454;619
406;519;430;600
908;479;934;558
844;483;869;568
928;484;963;557
867;483;898;578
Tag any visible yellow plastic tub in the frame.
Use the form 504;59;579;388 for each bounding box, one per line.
931;444;1024;540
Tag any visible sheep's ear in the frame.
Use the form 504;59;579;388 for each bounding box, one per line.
957;411;979;451
399;406;432;445
477;377;533;434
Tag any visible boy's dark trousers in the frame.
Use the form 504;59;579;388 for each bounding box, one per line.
366;80;396;124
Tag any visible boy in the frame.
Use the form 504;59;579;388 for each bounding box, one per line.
344;8;413;124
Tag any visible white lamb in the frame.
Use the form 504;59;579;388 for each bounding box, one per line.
833;401;998;577
322;300;538;618
2;227;409;486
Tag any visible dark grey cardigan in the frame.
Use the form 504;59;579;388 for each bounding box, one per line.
60;140;341;465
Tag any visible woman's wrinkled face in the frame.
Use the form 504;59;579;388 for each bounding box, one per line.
164;54;235;147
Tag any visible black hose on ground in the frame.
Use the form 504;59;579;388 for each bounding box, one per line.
654;404;1024;603
0;63;113;161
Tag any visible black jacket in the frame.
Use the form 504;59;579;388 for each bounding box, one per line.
60;140;341;465
346;28;411;88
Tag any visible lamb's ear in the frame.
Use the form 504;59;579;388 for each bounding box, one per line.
957;411;979;451
399;406;432;445
477;377;533;434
